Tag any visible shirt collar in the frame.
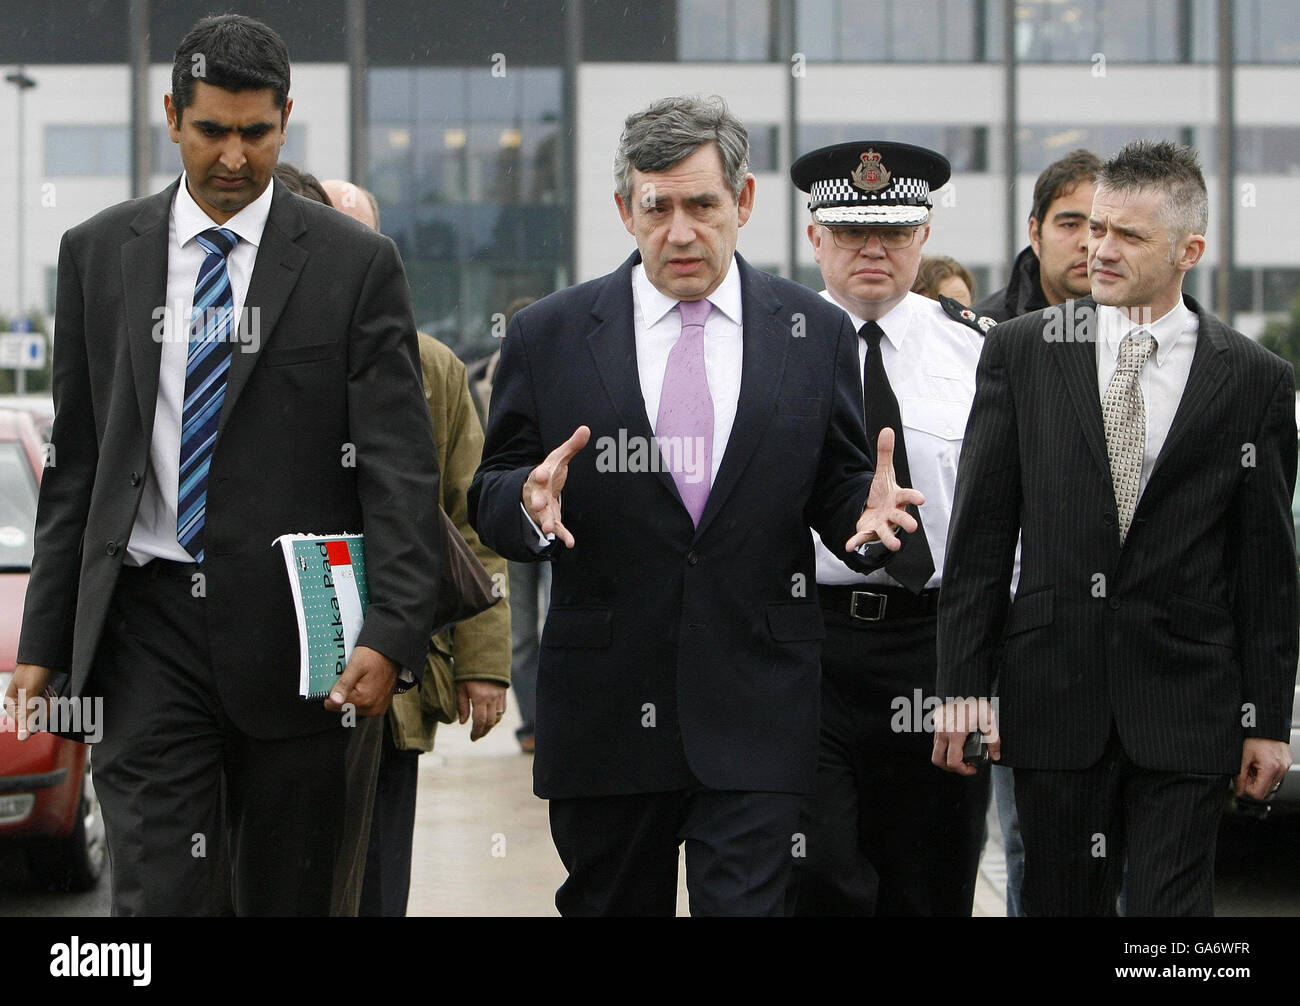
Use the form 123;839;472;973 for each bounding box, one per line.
819;290;914;352
634;255;743;329
1097;299;1195;367
172;172;273;251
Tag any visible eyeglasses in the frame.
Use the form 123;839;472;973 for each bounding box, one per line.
825;225;921;251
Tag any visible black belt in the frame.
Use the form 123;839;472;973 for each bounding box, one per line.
817;584;940;622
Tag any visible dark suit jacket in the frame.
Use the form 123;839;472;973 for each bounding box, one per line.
17;177;443;739
469;251;882;799
938;294;1298;774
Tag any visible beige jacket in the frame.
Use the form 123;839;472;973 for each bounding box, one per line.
387;334;511;752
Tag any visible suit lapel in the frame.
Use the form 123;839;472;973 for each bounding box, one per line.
1145;294;1230;486
1047;297;1110;480
585;252;684;510
696;256;789;536
218;177;308;436
123;182;177;438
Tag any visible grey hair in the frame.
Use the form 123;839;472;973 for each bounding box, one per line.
613;95;750;206
1097;140;1209;251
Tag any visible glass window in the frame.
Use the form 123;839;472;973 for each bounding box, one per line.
1262;269;1300;313
679;0;729;60
796;0;836;60
1246;0;1300;61
799;0;983;62
1015;0;1102;62
796;124;988;172
679;0;771;61
891;0;945;61
520;68;563;122
415;68;467;127
836;0;881;60
368;66;569;362
45;125;128;176
1099;0;1181;61
1016;124;1181;175
369;70;414;123
747;125;781;173
1192;127;1300;176
732;0;774;59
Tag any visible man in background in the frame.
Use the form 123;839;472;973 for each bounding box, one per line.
976;149;1100;323
971;147;1100;916
321;177;512;917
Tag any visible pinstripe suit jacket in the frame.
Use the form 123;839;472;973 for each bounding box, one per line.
937;294;1298;773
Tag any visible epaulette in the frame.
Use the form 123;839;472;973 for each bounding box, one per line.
939;295;998;336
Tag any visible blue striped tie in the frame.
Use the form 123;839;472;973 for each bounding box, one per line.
177;227;239;564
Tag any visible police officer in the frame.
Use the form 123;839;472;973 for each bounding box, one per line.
787;141;995;916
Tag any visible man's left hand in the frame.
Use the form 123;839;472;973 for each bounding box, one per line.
1235;737;1292;800
325;644;399;717
846;428;926;553
458;681;508;741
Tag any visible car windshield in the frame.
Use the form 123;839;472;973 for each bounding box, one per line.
0;441;37;570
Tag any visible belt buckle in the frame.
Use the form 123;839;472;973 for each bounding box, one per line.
850;590;887;622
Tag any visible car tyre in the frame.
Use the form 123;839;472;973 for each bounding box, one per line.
28;763;107;892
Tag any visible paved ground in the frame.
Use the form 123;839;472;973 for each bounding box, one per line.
8;706;1299;916
407;707;1011;917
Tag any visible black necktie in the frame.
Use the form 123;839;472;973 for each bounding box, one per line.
860;320;934;593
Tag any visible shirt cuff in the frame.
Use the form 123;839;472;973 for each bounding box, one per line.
519;501;557;552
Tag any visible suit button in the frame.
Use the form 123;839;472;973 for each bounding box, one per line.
129;472;140;486
105;541;118;556
1108;597;1120;611
686;550;699;566
1102;512;1115;526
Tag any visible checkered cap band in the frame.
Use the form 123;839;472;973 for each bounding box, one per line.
808;175;931;207
813;204;931;225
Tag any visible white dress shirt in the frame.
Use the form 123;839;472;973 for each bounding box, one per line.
632;257;743;480
522;256;745;545
126;175;273;565
1095;300;1198;499
813;291;983;590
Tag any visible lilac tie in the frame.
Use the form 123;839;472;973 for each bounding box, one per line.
656;298;714;525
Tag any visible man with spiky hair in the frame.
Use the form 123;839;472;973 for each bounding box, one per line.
934;140;1298;916
5;14;441;916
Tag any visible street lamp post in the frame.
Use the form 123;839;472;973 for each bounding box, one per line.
5;67;37;394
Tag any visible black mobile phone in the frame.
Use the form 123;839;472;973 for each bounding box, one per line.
962;730;988;766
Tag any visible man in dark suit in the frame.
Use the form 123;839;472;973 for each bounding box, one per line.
4;15;441;916
469;95;923;916
934;140;1297;916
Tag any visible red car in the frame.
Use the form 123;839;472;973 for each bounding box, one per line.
0;405;105;890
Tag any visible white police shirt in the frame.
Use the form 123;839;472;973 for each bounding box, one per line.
813;290;982;591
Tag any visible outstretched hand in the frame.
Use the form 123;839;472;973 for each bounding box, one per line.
522;425;590;548
846;428;926;553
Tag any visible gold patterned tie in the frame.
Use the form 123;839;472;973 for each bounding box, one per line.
1101;332;1156;544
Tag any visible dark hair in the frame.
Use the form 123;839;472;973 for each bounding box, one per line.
1097;139;1208;240
912;255;976;303
274;163;330;205
171;14;291;122
1030;148;1101;226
